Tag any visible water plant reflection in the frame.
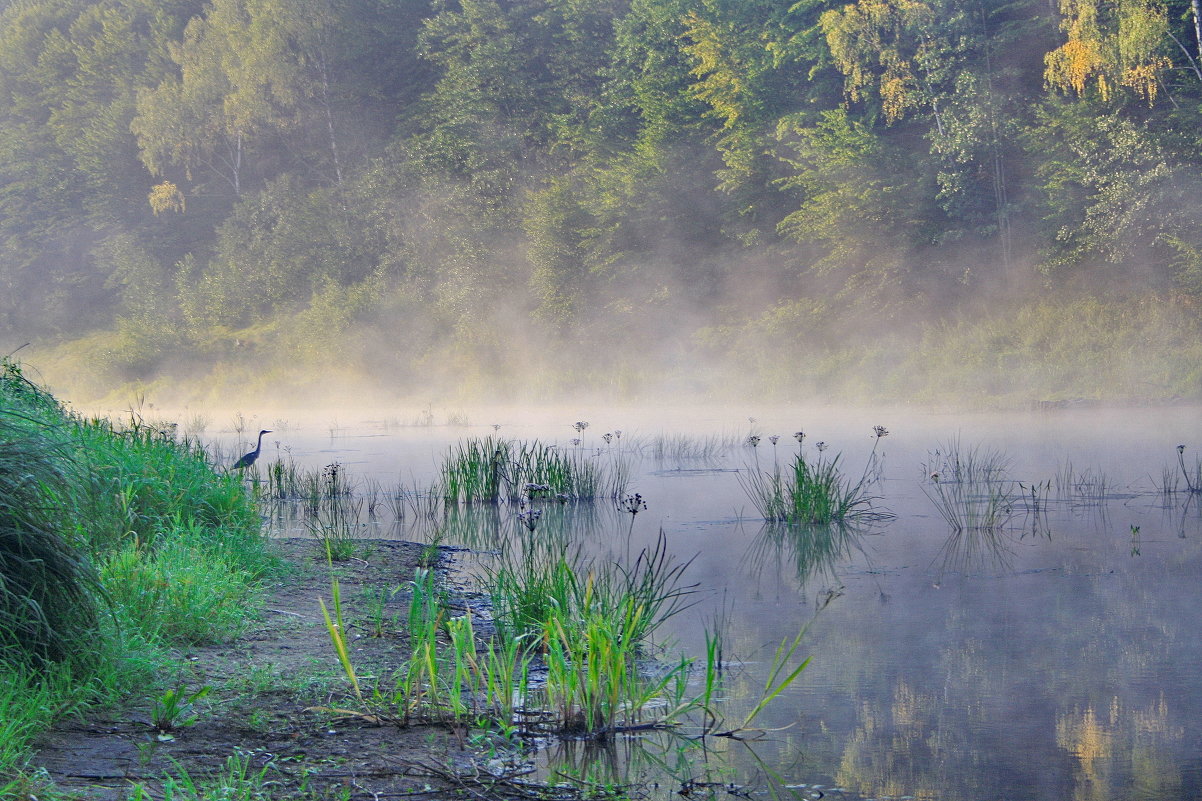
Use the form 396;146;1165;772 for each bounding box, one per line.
745;522;869;591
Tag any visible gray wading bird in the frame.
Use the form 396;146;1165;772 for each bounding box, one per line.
233;429;272;469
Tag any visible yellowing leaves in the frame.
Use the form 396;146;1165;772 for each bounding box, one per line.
820;0;936;124
148;181;185;215
1046;38;1109;98
1044;0;1172;104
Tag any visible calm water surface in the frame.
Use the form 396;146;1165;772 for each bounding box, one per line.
218;405;1202;800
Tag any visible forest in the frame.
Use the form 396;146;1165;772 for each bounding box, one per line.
2;0;1201;405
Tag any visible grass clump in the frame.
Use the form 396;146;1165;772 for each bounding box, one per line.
487;531;695;646
441;437;613;503
101;528;264;645
321;528;716;739
739;437;887;525
0;411;99;670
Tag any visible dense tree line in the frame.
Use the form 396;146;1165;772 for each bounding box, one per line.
2;0;1201;400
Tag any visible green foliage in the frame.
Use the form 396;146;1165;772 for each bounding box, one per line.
152;683;212;734
5;0;1202;403
66;416;264;558
325;530;705;738
101;530;263;645
485;530;695;649
0;663;78;775
738;445;884;525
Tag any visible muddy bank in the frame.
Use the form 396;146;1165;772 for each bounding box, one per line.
30;540;522;800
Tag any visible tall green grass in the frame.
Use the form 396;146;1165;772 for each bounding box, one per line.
101;526;265;644
440;437;625;503
321;530;717;739
739;450;883;524
0;357;276;778
485;531;695;646
66;417;265;558
0;411;99;670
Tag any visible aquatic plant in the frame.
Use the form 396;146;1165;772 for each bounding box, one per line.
440;437;622;503
926;479;1016;531
739;449;884;525
1175;445;1202;494
923;436;1009;486
541;611;694;735
306;497;366;561
486;530;694;646
517;504;542;532
923;439;1017;532
1052;460;1111;504
642;432;741;462
319;531;712;739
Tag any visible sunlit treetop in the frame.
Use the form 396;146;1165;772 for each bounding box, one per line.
1043;0;1173;104
819;0;937;124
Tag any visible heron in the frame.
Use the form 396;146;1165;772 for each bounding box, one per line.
232;429;272;469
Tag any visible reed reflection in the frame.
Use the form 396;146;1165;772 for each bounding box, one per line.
745;522;871;592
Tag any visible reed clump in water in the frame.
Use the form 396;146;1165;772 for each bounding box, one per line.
486;529;695;646
317;527;767;740
440;437;626;503
642;432;741;462
739;428;890;525
922;438;1016;532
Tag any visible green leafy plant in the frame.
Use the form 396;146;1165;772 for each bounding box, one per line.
152;684;212;739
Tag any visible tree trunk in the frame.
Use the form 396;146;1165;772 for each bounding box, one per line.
1193;0;1202;69
317;47;343;188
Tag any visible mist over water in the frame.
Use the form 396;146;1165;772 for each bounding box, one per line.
203;403;1202;800
7;0;1202;794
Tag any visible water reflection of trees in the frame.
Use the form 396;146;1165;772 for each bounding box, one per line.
1056;699;1185;801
